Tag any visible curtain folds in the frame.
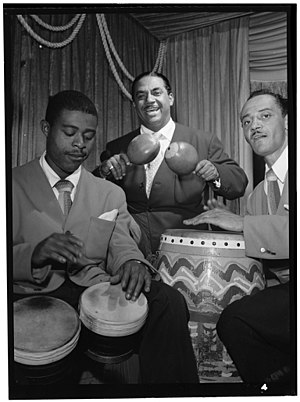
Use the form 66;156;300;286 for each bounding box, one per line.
249;12;287;81
164;17;251;213
10;13;159;170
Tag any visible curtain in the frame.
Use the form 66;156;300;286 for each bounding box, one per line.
249;12;287;82
163;17;251;213
248;12;288;187
8;13;159;170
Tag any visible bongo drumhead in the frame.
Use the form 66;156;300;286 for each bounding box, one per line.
14;296;80;365
79;282;148;337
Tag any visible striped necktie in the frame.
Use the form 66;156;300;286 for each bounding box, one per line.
55;180;74;215
145;132;163;198
266;169;280;215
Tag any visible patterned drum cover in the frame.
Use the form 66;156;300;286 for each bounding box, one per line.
155;229;266;382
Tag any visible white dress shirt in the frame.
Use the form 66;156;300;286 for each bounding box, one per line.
264;145;288;196
39;152;81;201
140;118;176;197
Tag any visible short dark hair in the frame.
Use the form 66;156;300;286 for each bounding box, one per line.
131;72;172;99
247;89;288;117
45;90;98;125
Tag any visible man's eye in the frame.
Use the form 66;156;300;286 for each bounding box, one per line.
136;94;146;100
242;120;250;127
152;91;162;96
64;130;76;136
84;133;95;141
262;113;271;119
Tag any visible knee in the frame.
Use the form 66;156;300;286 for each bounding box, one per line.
217;300;241;342
148;281;189;319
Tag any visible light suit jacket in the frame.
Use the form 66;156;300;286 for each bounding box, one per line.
95;123;248;253
13;158;152;294
244;174;289;283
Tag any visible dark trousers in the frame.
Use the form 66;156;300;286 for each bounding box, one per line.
13;279;198;384
216;282;291;385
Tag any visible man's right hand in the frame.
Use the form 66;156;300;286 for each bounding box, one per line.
31;232;84;268
100;153;131;180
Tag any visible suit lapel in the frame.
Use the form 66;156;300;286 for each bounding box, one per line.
25;159;63;223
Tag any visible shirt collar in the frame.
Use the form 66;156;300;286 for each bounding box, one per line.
140;118;175;142
39;151;81;189
265;145;288;184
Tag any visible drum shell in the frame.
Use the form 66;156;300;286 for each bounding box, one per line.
156;230;266;321
13;347;80;385
155;229;266;382
79;324;140;364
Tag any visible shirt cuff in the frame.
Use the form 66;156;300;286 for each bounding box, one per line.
32;265;52;284
213;178;221;188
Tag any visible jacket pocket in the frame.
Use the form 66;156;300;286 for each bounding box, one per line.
85;217;116;259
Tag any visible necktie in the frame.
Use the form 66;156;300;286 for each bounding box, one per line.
55;180;74;215
145;132;163;198
266;169;280;215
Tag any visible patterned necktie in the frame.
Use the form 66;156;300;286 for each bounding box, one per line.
266;169;280;215
55;180;74;215
145;132;163;198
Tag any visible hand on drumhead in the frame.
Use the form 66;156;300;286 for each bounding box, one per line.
183;209;244;232
31;232;84;268
110;260;152;301
204;198;228;211
100;153;130;180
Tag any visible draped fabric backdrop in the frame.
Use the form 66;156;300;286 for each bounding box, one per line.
164;17;251;213
7;10;288;213
9;13;159;171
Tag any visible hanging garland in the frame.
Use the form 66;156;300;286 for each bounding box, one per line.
16;14;86;48
16;13;168;100
30;13;81;32
96;14;168;101
96;13;133;100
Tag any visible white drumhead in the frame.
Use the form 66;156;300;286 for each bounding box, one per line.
79;283;148;336
14;296;80;365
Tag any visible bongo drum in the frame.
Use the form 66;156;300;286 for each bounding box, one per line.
155;229;266;382
13;296;81;385
79;282;148;364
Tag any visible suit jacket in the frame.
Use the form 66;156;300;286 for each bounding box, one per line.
244;174;289;283
95;123;248;254
13;158;152;294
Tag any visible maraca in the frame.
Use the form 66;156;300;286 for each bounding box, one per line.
165;141;198;175
127;134;160;165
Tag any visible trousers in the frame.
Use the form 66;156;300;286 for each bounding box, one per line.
13;278;199;384
216;282;291;385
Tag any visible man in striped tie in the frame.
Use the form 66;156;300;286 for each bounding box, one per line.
94;72;248;258
12;90;198;384
184;90;291;390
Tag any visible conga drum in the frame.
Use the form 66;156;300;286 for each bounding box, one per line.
78;282;148;364
155;229;266;382
14;296;81;385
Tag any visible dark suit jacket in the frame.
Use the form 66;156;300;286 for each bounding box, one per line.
94;123;248;254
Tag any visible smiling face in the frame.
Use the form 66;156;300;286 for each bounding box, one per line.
240;94;288;166
42;109;97;178
133;75;174;132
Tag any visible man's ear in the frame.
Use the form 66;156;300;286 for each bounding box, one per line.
169;92;174;106
40;120;50;137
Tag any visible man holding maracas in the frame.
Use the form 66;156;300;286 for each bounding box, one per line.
93;72;248;258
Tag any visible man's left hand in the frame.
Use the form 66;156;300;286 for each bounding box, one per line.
194;160;219;182
183;208;244;232
110;260;152;301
